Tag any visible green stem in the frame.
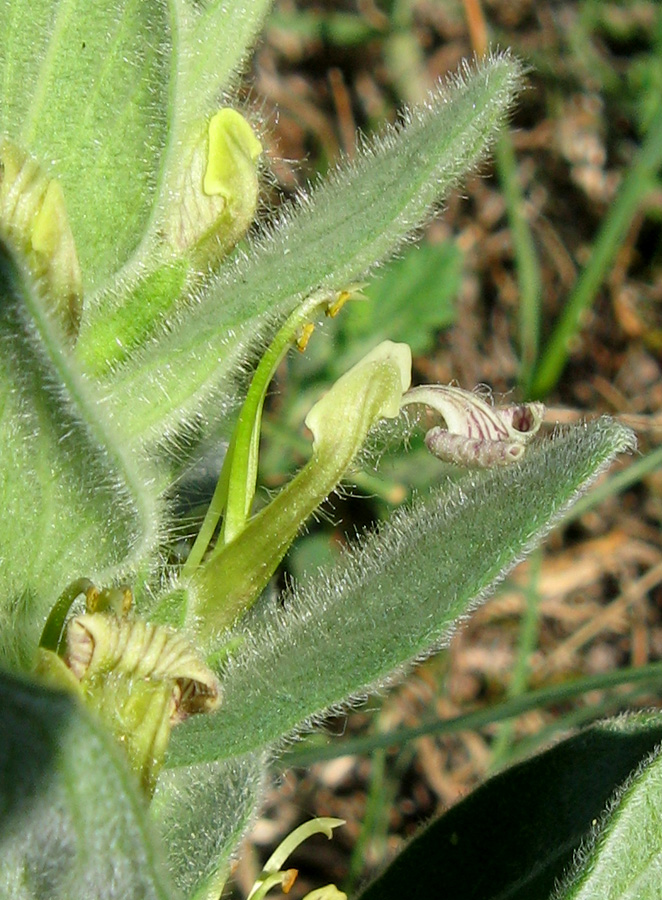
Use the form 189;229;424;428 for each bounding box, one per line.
182;292;331;576
220;295;321;545
494;133;542;394
531;102;662;398
39;577;94;653
506;685;648;766
344;748;387;895
488;549;541;772
281;660;662;767
181;444;232;577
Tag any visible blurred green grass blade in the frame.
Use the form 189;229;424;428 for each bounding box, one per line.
505;685;657;768
531;101;662;398
281;658;662;768
488;548;541;773
267;8;379;46
0;671;176;899
355;713;662;900
564;441;662;523
494;132;543;393
0;0;170;290
344;748;389;896
166;418;633;766
103;54;522;446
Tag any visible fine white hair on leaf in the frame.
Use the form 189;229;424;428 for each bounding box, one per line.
165;419;635;767
102;53;524;453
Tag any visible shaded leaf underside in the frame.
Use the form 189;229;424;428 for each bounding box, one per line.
357;712;662;900
0;671;176;900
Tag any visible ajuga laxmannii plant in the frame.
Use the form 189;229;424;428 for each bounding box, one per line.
0;3;647;899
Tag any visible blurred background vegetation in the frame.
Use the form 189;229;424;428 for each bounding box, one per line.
226;1;662;894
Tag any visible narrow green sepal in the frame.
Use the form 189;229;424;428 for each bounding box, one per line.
33;647;83;695
184;291;340;572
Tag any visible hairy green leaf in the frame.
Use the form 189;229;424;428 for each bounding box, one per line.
557;716;662;900
152;752;266;898
173;0;274;122
0;233;160;669
103;54;523;446
0;0;170;290
0;671;176;900
356;713;662;900
166;418;634;766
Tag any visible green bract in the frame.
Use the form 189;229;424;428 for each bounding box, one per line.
0;2;642;899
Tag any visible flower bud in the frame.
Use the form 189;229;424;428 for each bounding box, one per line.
303;887;348;900
64;607;221;793
0;138;82;339
165;108;262;266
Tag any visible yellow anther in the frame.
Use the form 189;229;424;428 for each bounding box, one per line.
85;584;101;612
326;291;351;318
296;322;315;351
326;283;367;317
